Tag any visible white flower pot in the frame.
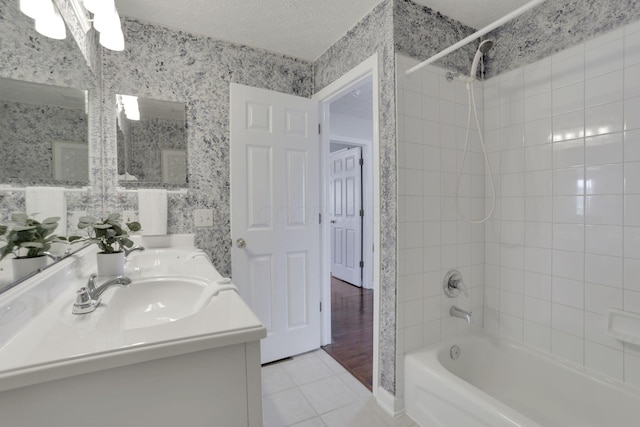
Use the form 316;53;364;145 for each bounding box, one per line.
12;256;48;281
96;252;125;277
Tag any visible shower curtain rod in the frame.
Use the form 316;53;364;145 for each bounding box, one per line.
405;0;547;76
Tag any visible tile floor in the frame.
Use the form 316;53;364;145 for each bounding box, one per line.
261;349;418;427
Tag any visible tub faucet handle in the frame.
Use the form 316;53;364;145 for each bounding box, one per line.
444;269;468;298
453;278;469;297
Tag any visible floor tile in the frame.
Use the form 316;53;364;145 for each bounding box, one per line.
262;388;317;427
316;349;347;374
321;398;417;427
321;399;388;427
282;355;335;386
262;364;296;395
337;372;372;400
290;418;327;427
299;376;359;414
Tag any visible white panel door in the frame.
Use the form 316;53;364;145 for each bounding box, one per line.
230;83;320;364
330;147;362;287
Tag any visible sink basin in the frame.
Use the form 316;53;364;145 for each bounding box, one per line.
97;276;231;330
125;248;206;269
124;249;220;279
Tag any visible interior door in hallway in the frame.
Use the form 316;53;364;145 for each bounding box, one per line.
230;83;321;364
330;147;362;287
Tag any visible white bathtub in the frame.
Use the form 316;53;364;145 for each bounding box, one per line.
405;335;640;427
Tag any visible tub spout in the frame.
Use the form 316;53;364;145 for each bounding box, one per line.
450;305;472;324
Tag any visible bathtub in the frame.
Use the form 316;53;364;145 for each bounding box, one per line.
405;335;640;427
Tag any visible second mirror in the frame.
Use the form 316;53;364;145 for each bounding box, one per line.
116;95;187;186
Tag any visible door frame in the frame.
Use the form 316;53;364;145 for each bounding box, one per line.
313;53;381;397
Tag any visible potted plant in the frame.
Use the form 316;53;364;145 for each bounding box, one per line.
70;213;141;276
0;213;63;281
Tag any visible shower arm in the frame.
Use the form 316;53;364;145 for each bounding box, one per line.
405;0;547;76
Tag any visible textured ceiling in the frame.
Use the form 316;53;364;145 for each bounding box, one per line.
114;0;381;61
113;0;534;61
330;77;373;120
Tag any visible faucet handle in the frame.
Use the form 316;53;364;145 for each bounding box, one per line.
86;273;98;293
454;278;469;297
75;287;92;305
443;269;469;298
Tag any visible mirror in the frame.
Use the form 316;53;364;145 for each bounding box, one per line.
117;95;187;186
0;1;98;293
0;77;88;184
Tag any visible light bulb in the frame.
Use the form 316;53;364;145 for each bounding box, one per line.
121;95;140;120
20;0;48;20
34;1;66;40
93;4;120;33
99;24;125;51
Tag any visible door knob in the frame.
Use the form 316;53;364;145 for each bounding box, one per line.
236;238;247;248
330;220;336;224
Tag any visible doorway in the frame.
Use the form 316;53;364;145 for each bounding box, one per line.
319;75;375;390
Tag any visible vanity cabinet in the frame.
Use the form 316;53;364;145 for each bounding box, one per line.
0;341;262;427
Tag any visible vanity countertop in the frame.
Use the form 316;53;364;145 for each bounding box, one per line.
0;243;265;393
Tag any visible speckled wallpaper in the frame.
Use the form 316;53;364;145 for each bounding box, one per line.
314;0;398;395
101;17;314;276
394;0;478;75
117;116;185;182
485;0;640;78
0;101;88;183
0;0;101;234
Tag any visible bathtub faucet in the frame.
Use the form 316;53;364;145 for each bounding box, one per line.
450;305;472;324
72;274;132;314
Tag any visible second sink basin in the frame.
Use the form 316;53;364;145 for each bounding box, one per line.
97;276;225;330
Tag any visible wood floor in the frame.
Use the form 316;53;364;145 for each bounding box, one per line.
322;276;373;390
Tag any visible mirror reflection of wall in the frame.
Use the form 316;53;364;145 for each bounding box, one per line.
0;0;97;292
0;77;88;183
116;95;187;185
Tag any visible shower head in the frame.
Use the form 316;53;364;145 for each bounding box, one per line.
478;39;494;53
470;39;494;79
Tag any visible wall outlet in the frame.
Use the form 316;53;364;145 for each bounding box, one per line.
194;209;214;227
122;210;137;223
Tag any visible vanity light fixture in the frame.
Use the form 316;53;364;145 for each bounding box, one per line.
118;94;140;121
83;0;125;51
20;0;67;40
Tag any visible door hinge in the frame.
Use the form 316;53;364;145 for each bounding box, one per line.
359;260;364;268
359;158;364;166
360;209;364;217
319;213;322;224
318;123;321;134
320;302;322;312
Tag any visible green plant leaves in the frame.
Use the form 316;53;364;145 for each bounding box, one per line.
0;213;61;261
71;213;142;254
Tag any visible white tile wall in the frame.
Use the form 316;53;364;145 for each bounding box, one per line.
396;54;486;398
484;22;640;388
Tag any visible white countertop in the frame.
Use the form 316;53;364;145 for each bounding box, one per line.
0;244;266;393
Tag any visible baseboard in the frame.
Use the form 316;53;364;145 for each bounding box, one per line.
376;386;405;418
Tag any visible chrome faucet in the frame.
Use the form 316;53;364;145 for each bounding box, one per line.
72;273;132;314
450;305;472;324
42;249;72;262
123;245;145;259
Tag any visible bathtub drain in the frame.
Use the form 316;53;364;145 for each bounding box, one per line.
450;345;460;360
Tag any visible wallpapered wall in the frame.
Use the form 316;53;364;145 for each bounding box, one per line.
0;101;87;182
101;18;314;277
117;116;185;182
0;0;100;236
